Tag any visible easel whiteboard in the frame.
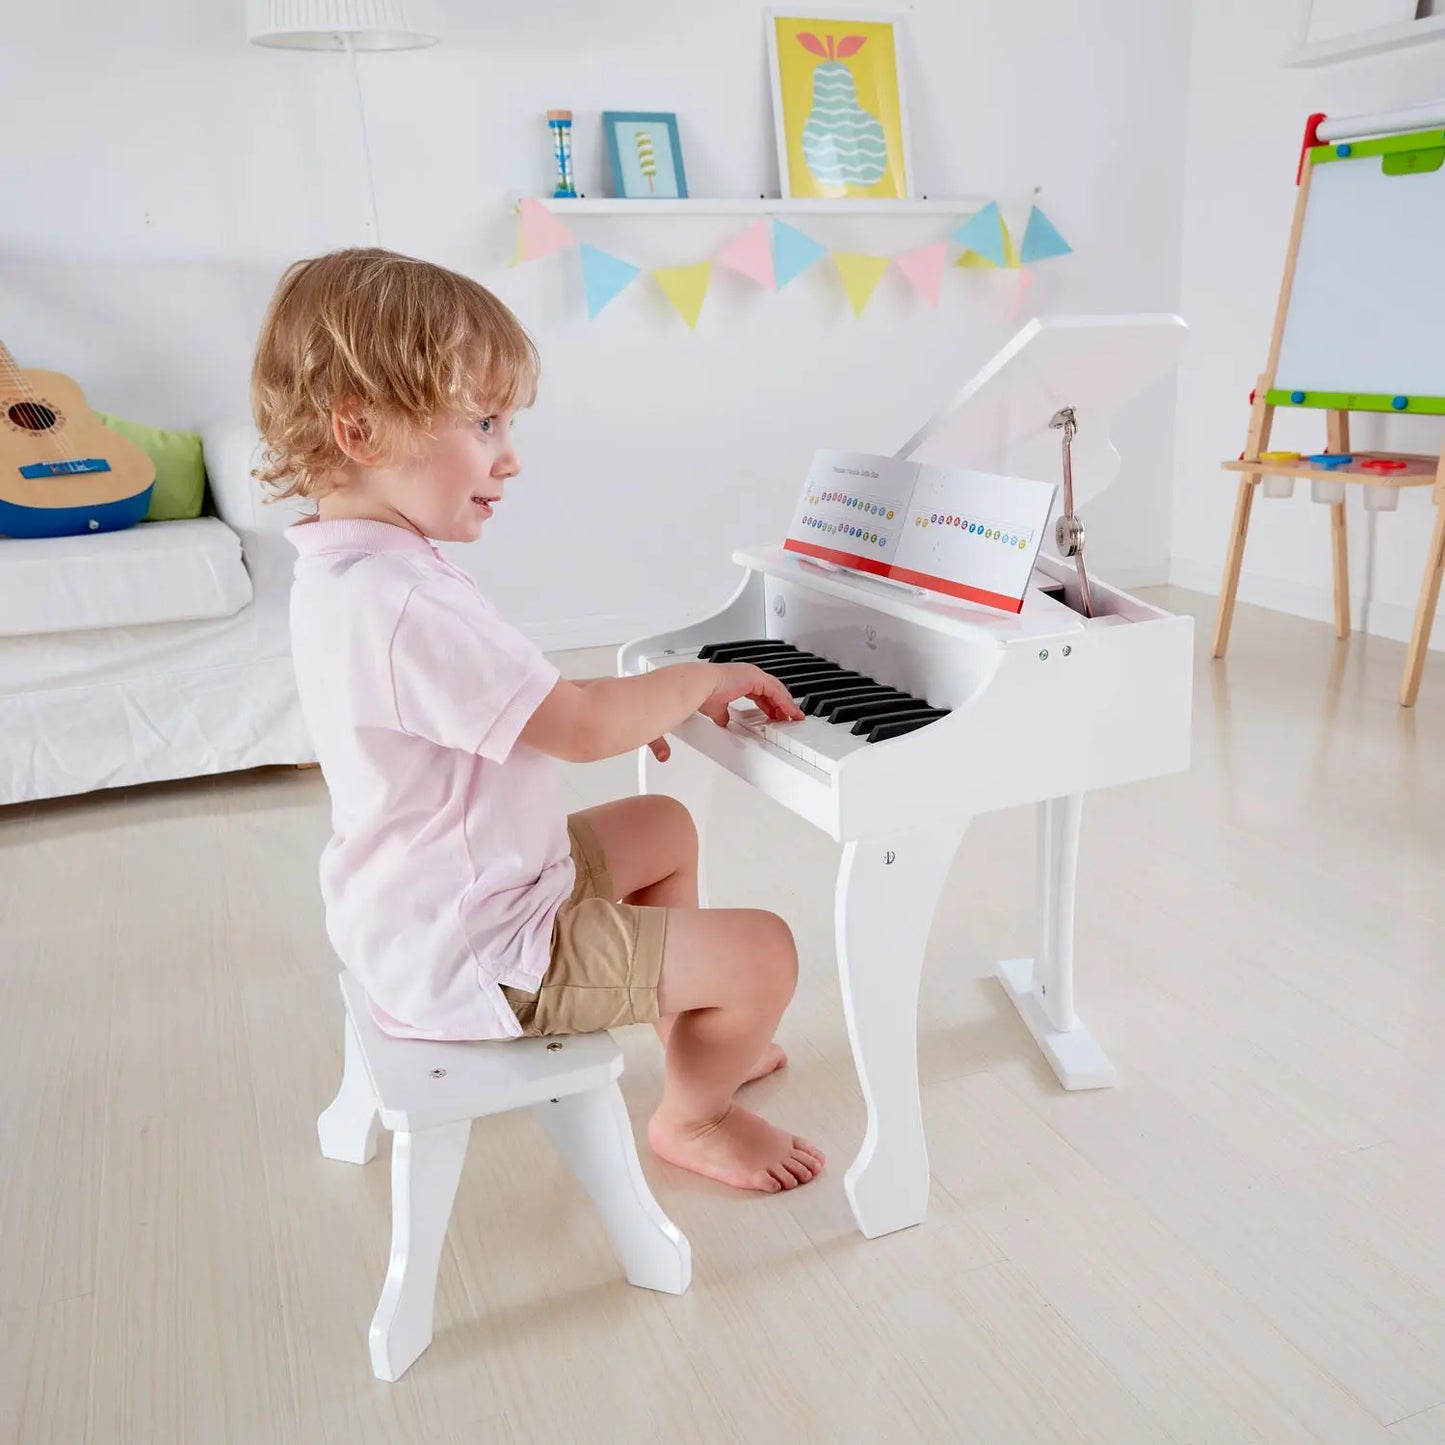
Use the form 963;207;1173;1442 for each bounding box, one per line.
1273;137;1445;403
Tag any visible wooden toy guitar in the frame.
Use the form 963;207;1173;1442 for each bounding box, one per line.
0;341;155;538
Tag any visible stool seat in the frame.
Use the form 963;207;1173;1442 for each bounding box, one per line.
317;971;690;1382
338;973;624;1131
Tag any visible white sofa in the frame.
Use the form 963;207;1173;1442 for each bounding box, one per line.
0;422;314;805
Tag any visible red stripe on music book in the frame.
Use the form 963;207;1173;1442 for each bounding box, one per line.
782;538;1024;614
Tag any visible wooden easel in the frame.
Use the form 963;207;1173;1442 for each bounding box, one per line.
1211;117;1445;708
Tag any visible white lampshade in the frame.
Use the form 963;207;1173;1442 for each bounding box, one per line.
246;0;439;50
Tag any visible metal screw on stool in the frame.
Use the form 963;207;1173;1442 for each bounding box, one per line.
1062;645;1072;657
430;1068;446;1078
546;1041;564;1053
1039;649;1049;661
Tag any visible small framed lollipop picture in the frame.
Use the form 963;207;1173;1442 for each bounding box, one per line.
602;112;689;200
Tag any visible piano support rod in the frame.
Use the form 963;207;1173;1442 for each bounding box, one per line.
1035;795;1081;1033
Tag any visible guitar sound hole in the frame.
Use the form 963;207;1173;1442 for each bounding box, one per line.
8;402;58;431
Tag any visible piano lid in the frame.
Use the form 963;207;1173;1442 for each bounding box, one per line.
895;314;1187;507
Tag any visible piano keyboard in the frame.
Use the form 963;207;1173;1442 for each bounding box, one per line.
643;638;951;776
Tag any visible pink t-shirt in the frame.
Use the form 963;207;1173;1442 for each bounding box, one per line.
286;517;573;1041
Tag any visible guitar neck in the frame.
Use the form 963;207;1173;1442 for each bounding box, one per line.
0;341;25;393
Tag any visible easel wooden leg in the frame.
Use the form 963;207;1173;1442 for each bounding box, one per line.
1400;495;1445;707
1330;501;1350;640
1212;476;1258;658
1327;410;1351;642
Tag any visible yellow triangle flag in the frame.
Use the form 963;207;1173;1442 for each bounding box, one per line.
833;252;890;317
654;262;712;329
955;248;997;269
1001;215;1021;269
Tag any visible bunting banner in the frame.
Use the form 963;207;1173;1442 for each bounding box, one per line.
772;220;830;289
514;196;576;263
579;244;640;317
654;262;713;329
1020;204;1073;263
512;198;1071;325
894;241;948;305
716;220;777;289
951;201;1008;266
833;252;891;317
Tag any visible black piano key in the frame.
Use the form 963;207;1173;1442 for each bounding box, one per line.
814;687;910;721
825;694;926;726
793;675;868;704
839;700;934;730
800;675;884;700
800;683;885;713
703;641;804;662
863;709;951;742
760;661;846;684
710;644;814;664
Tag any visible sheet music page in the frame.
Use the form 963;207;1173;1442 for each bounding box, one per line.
783;450;1057;614
783;450;919;573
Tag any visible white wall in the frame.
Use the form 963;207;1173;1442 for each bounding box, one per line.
0;0;1190;649
1172;0;1445;651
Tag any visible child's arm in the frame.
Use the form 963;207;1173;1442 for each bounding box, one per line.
519;662;801;764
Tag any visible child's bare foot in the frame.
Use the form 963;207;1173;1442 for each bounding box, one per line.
648;1104;825;1193
743;1041;788;1085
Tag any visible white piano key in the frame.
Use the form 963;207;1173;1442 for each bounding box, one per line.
763;716;868;769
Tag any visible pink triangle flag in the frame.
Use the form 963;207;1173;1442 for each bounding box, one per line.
515;197;577;264
715;220;776;289
894;242;948;306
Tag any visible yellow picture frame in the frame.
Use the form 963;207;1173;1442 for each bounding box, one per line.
766;9;913;201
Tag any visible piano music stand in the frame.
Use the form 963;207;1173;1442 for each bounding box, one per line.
897;313;1188;616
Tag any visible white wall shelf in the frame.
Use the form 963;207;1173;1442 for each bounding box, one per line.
1283;10;1445;67
507;195;994;217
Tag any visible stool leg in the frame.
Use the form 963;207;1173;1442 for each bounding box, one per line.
368;1119;471;1382
317;1015;381;1165
533;1083;690;1295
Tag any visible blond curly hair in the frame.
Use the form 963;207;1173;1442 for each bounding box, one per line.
250;248;539;499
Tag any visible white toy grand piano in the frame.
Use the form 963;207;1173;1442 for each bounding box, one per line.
619;315;1192;1238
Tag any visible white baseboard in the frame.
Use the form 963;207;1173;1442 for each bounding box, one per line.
521;611;669;654
1169;556;1445;653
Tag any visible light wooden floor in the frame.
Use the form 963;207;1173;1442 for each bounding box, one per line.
4;587;1445;1445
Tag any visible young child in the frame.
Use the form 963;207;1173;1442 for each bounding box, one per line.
251;248;824;1194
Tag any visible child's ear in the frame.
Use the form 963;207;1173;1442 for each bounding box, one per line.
331;399;382;465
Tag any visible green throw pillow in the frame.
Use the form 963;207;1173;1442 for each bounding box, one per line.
96;412;208;522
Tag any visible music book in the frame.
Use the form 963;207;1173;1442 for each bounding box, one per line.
783;450;1058;614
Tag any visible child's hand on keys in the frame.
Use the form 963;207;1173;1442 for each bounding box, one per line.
699;662;804;728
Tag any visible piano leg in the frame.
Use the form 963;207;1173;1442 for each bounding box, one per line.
997;794;1117;1091
637;742;716;908
835;820;968;1239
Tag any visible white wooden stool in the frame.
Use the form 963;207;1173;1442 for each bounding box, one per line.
317;973;691;1381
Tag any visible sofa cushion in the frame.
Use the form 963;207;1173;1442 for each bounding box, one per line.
98;412;208;521
0;516;253;638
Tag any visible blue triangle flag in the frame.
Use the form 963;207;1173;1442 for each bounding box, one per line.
950;201;1007;267
771;221;829;289
1019;205;1072;264
579;244;640;318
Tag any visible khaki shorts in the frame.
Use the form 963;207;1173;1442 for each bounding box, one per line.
501;813;667;1036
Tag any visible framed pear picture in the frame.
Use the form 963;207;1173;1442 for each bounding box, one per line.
765;9;913;200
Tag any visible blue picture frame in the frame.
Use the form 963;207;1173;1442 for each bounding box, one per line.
602;111;688;199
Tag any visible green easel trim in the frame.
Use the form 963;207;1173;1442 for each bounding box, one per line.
1266;388;1445;415
1310;125;1445;168
1383;148;1445;175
